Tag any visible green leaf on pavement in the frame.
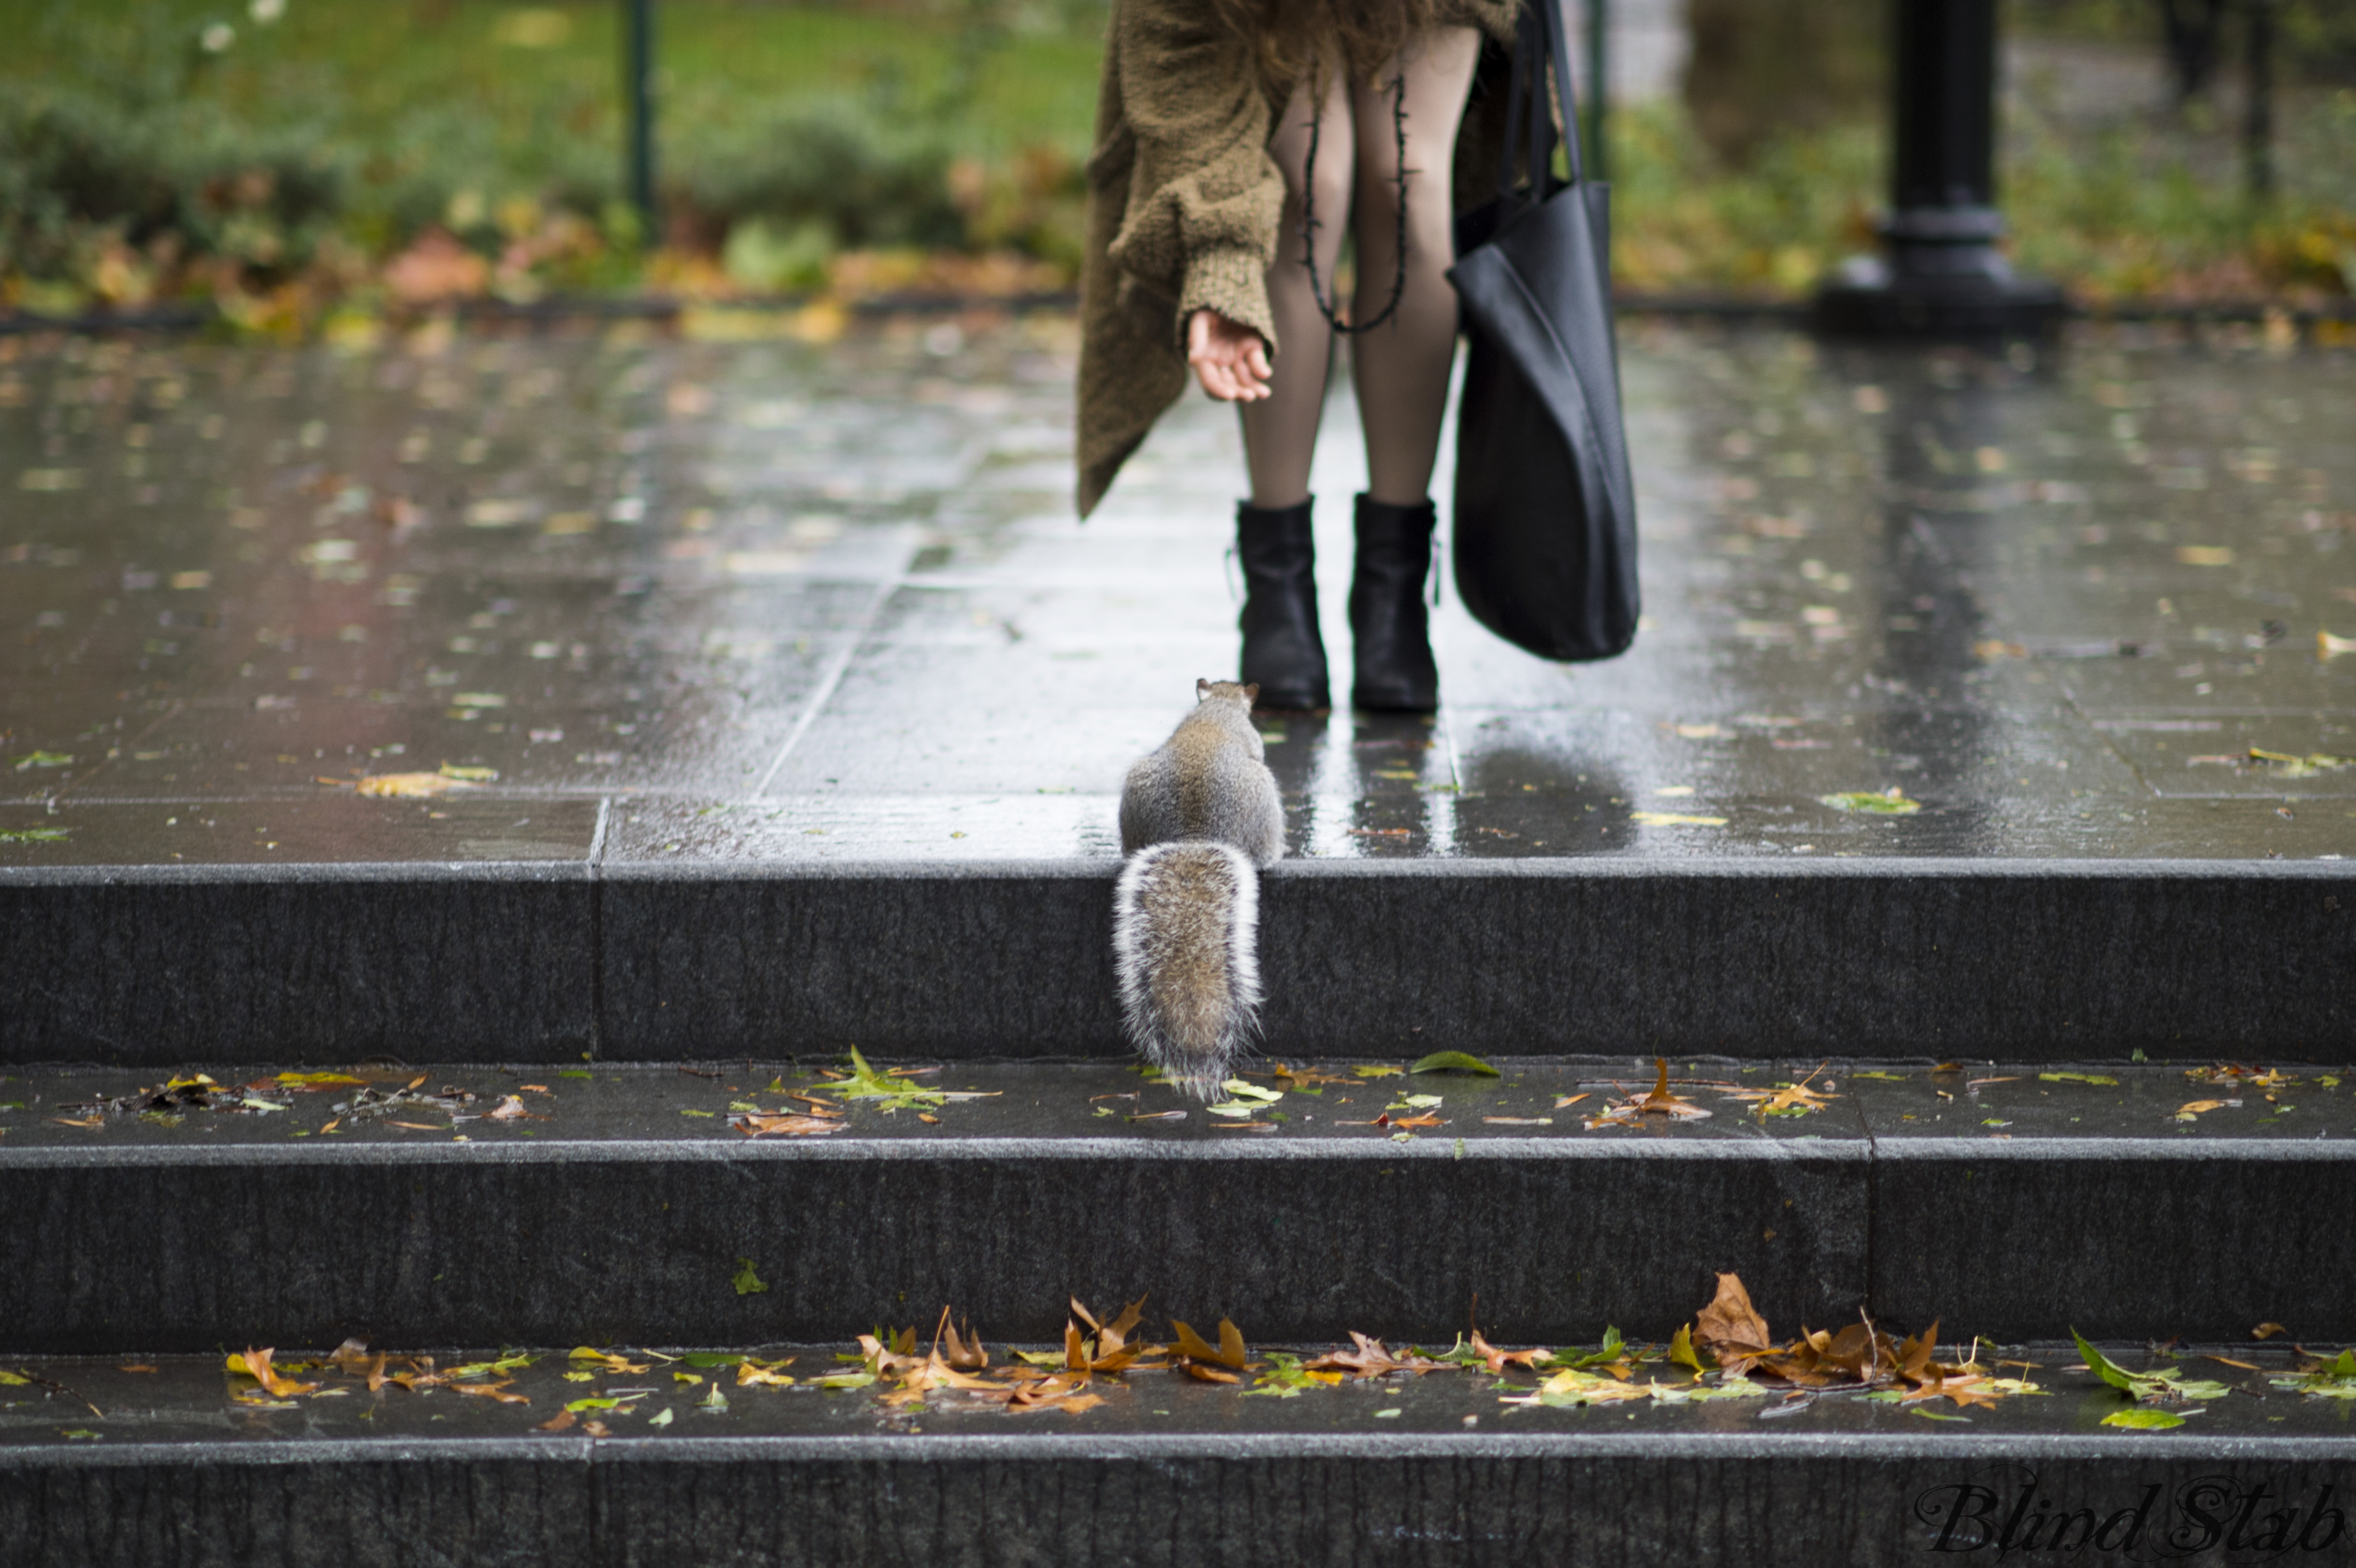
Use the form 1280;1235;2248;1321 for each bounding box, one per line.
2103;1408;2188;1430
1411;1051;1500;1076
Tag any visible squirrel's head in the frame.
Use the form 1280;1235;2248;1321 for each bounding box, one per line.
1196;678;1257;710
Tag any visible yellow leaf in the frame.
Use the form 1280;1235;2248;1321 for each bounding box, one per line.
352;772;466;798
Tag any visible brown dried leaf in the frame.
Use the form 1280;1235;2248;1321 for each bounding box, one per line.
1470;1331;1547;1372
731;1112;847;1138
236;1347;320;1398
537;1408;578;1433
2255;1322;2288;1340
1269;1063;1355;1088
454;1380;530;1405
1302;1331;1453;1379
1693;1274;1776;1368
942;1319;989;1372
1178;1363;1241;1383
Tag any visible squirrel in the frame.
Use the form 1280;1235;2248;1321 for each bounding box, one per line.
1113;679;1287;1098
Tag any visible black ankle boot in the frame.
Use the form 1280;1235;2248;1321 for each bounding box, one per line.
1235;499;1331;712
1348;495;1439;712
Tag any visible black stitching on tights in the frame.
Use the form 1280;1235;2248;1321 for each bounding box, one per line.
1300;71;1412;336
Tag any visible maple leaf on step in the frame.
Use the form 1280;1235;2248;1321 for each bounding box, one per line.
232;1348;320;1398
1470;1331;1549;1372
1171;1318;1249;1368
1066;1296;1148;1372
1304;1332;1452;1379
942;1318;989;1372
1587;1060;1714;1128
1692;1273;1778;1372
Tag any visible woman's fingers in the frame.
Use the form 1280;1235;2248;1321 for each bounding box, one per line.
1188;311;1271;402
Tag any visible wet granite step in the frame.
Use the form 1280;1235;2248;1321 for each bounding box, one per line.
2;858;2352;1067
3;1060;2350;1355
3;1347;2353;1568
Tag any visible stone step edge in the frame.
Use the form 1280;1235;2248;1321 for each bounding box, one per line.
5;857;2350;1065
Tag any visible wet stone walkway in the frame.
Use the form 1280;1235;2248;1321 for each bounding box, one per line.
2;312;2352;866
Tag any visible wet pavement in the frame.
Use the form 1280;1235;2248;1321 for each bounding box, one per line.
2;313;2353;865
2;1057;2345;1149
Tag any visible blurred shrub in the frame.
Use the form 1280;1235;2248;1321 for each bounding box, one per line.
1681;0;1885;166
0;85;349;305
671;93;964;251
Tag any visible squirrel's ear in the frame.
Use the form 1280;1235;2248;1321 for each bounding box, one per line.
1196;677;1211;699
1242;682;1260;704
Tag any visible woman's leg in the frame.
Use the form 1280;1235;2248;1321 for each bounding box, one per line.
1348;25;1482;507
1239;65;1353;510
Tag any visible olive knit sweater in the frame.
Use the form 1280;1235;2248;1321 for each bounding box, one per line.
1075;0;1525;516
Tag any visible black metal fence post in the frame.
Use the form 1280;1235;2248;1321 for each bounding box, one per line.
2245;0;2276;201
1815;0;2064;335
625;0;656;247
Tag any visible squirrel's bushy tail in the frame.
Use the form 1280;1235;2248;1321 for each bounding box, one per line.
1112;841;1262;1098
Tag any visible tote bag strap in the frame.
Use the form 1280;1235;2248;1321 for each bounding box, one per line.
1495;0;1583;204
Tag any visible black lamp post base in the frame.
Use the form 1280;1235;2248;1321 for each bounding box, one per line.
1816;255;2067;338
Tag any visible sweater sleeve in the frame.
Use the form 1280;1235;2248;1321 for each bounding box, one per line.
1102;0;1284;353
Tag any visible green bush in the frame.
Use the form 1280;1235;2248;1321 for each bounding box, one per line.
0;84;347;293
670;92;964;252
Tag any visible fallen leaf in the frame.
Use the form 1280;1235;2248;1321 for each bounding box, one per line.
1303;1332;1453;1379
2255;1323;2287;1340
1469;1332;1548;1372
232;1348;320;1398
1410;1051;1500;1077
2205;1356;2261;1371
1171;1318;1249;1369
536;1409;577;1433
1587;1059;1714;1128
735;1360;796;1388
568;1348;651;1375
1553;1093;1591;1109
943;1317;991;1372
2102;1408;2187;1430
2176;1100;2228;1121
1819;788;1920;815
1693;1274;1777;1371
730;1112;846;1138
1352;1065;1405;1078
454;1380;530;1405
351;772;471;798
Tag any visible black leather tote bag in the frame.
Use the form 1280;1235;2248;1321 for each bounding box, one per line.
1447;0;1639;661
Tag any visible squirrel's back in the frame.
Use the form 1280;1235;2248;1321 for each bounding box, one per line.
1113;680;1285;1095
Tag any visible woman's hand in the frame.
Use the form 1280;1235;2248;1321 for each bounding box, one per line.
1187;310;1273;402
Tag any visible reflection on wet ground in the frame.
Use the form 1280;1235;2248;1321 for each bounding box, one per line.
1;314;2351;864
